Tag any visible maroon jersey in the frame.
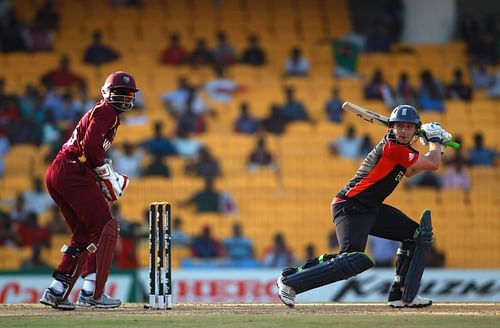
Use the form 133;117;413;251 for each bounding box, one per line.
336;137;419;207
60;100;120;168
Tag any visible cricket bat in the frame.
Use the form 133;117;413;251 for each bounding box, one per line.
342;102;460;149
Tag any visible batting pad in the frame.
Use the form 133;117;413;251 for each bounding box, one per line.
403;209;433;303
282;252;375;294
94;219;119;299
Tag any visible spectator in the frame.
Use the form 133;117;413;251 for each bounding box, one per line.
23;177;54;215
0;8;29;52
426;243;446;267
328;229;339;250
160;32;188;65
171;216;190;247
223;222;257;264
443;136;470;167
140;121;177;157
83;30;120;66
368;236;399;267
16;212;51;248
33;0;59;31
41;54;86;89
172;126;203;158
470;61;494;90
113;203;140;269
234;101;259;134
324;87;343;123
161;76;191;117
40;109;61;145
304;243;316;261
213;31;237;68
394;72;416;106
278;86;310;122
329;125;363;159
365;22;392;53
20;244;51;270
446;68;472;101
405;171;443;191
359;134;374;157
240;34;266;66
190;225;224;258
486;70;500;98
0;209;17;247
18;84;41;122
110;141;145;178
443;160;471;204
180;177;222;213
73;84;98;114
8;104;41;145
40;84;64;123
260;104;287;135
263;232;297;267
161;77;211;118
284;47;310;76
247;135;277;171
332;39;359;78
364;69;394;107
189;38;214;67
0;92;21;141
204;64;244;104
29;0;59;51
468;132;497;166
184;146;222;180
418;69;445;112
46;205;69;235
0;130;10;177
142;153;171;177
176;88;207;134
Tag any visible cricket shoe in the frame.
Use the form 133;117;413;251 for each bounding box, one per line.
77;290;121;308
39;288;76;311
388;295;433;308
276;275;296;308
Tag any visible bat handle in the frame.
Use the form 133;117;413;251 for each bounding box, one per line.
444;140;460;149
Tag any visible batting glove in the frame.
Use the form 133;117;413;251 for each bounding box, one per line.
420;122;443;144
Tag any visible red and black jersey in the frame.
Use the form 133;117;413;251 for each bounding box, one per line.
60;100;120;168
336;137;419;207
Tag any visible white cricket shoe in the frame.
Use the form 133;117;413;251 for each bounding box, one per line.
388;295;432;308
276;276;296;308
39;288;76;311
77;290;121;308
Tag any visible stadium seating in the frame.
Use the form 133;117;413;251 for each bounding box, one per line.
0;0;498;269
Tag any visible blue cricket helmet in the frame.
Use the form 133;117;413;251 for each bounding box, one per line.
388;105;421;127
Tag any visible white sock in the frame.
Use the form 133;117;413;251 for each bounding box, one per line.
82;273;96;294
49;279;65;294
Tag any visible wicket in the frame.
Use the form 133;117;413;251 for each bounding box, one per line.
148;202;172;310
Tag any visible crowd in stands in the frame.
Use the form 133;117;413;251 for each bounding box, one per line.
0;0;498;271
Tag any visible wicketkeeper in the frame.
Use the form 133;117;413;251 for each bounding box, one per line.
277;105;452;308
40;71;138;310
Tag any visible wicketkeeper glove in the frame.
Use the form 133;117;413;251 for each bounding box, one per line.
94;159;129;202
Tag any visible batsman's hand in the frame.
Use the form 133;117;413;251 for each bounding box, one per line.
94;161;129;202
439;129;452;154
419;122;443;145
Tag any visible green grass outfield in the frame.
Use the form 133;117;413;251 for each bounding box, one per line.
1;303;499;328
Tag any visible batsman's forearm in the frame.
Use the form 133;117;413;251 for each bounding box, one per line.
426;143;442;169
